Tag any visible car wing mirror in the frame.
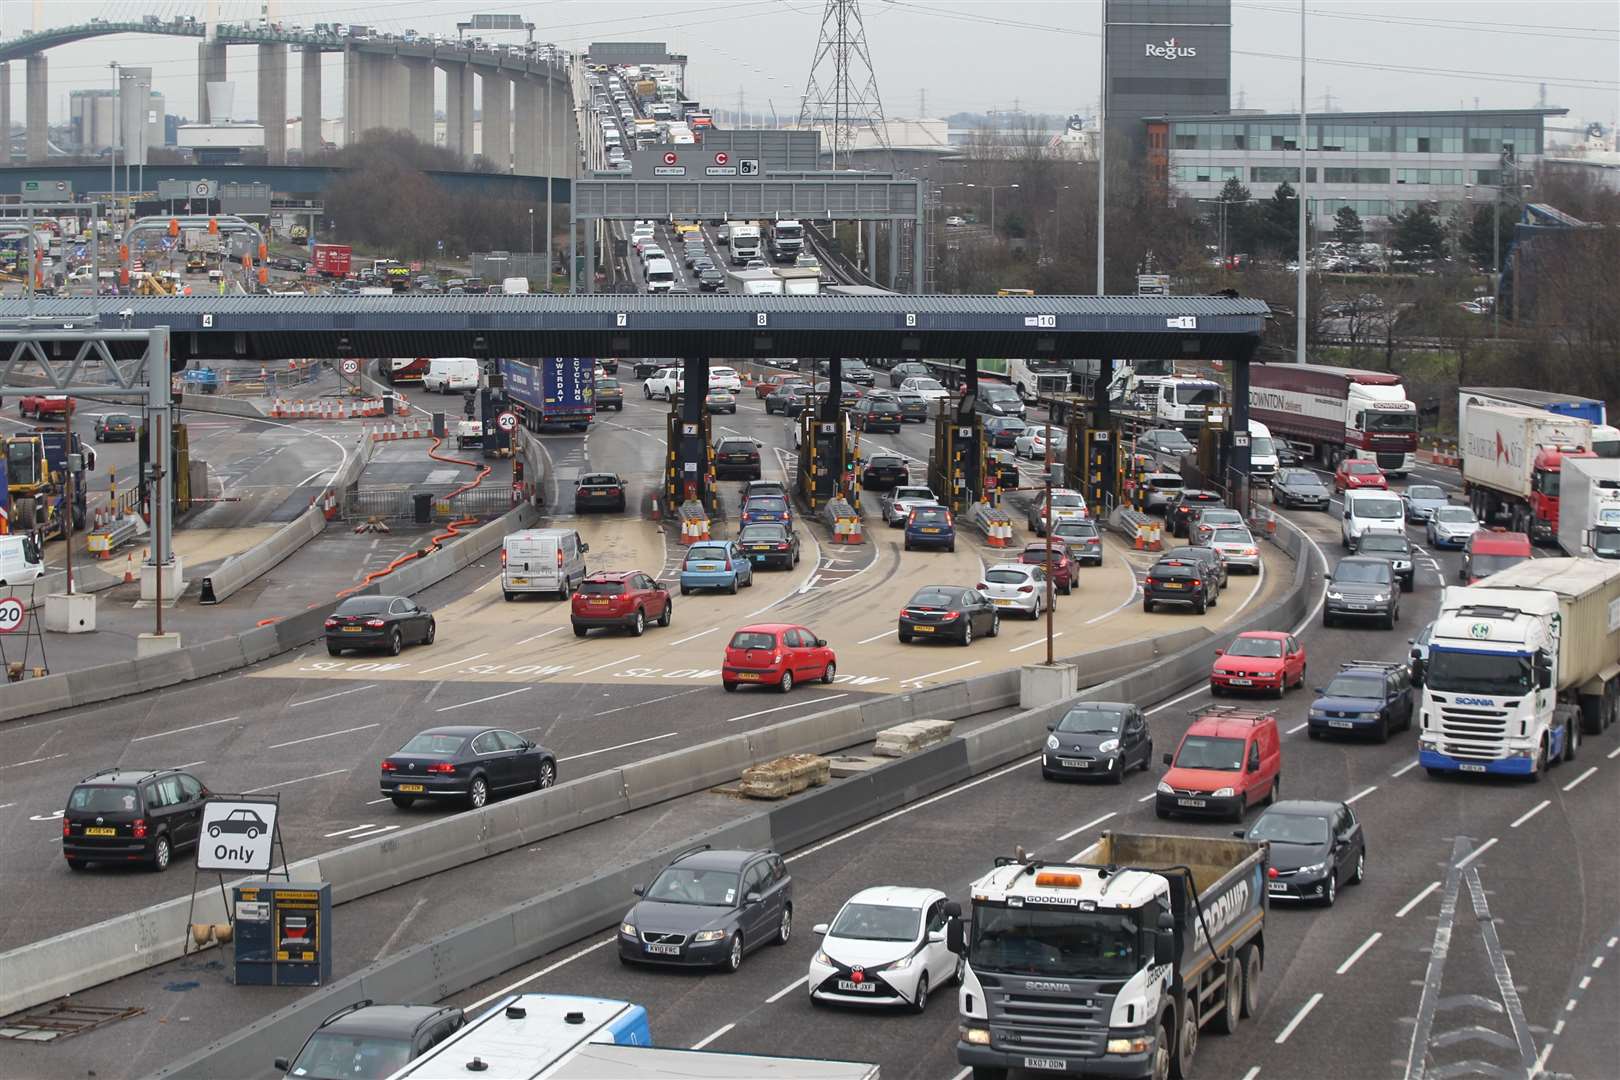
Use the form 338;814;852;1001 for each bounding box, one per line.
580;542;590;553
1161;752;1173;766
745;891;763;906
274;1058;291;1073
816;638;828;648
946;918;967;955
812;923;830;935
632;885;644;897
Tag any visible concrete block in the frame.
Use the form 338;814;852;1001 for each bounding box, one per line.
738;753;831;799
516;770;630;844
43;592;96;633
827;754;885;777
0;675;76;723
238;625;283;664
873;718;957;757
136;632;184;659
139;556;184;602
1020;662;1080;709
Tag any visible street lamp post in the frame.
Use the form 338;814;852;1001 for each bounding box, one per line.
964;183;1020;236
529;207;535;261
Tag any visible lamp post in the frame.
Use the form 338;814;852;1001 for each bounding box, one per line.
966;183;1020;236
529;207;535;259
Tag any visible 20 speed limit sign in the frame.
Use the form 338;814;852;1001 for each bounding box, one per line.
496;411;518;433
340;358;359;376
0;597;26;634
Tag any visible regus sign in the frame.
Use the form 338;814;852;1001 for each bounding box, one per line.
1145;37;1198;61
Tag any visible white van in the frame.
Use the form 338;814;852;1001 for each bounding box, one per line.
502;276;530;295
1247;419;1280;479
0;534;45;587
502;528;589;600
424;357;481;393
644;257;675;293
1341;489;1406;551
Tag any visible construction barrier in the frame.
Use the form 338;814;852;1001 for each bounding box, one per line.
271;397;390;420
1135;519;1164;552
831;513;863;544
968;501;1015;548
679;499;711;544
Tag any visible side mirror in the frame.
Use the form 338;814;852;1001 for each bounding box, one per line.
1314;687;1325;695
944;901;961;918
1161;752;1173;766
632;885;644;897
816;638;828;648
1231;829;1246;838
1046;724;1056;732
1153;930;1175;966
946;919;966;956
1411;661;1425;688
580;542;590;553
1214;648;1225;656
273;1058;291;1073
745;891;763;906
812;923;830;936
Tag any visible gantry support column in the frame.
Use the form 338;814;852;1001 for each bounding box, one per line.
0;64;11;162
440;61;473;162
512;76;540;175
300;46;322;157
25;54;48;163
481;71;511;172
258;44;288;164
197;40;226;123
404;57;433;145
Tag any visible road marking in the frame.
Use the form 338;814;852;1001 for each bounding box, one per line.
348;824;401;840
1609;745;1620;759
766;976;807;1003
1138;792;1156;802
1056;811;1116;844
1083;583;1140;624
1240;1069;1261;1080
1579;975;1591;990
325;823;378;838
903;660;982;685
515;627;565;646
177;760;207;769
0;803;13;810
857;629;895;645
416;651;490;675
288;684;376;708
596;688;704;716
668;626;719;646
1396;881;1441;918
1562;765;1597;791
1345;785;1377;805
1274;992;1323;1043
366;797;391;805
726;694;850;724
574;653;641;677
1510;800;1550;828
1391;760;1421;778
1286;721;1308;734
1336;932;1382;974
561;732;678;762
1009;633;1063;653
437;687;530;712
1146;684;1208;716
0;753;67;770
375;896;429;961
465;938;616;1012
269;723;380;749
130;716;239;741
244;768;348;793
1454;836;1498;870
691;1022;734;1050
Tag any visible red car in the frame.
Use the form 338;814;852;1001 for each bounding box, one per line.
1018;540;1073;595
570;571;672;637
723;623;836;693
1210;631;1306;697
1156;707;1282;822
1334;458;1387;492
19;394;73;418
754;373;789;399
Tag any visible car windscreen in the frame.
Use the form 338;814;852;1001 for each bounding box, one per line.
578;580;626;595
911;378;944;391
1334;561;1391;584
1434;507;1474;523
1054;523;1098;538
686;544;732;562
1323;674;1385;699
68;785;139;813
579;474;618;485
894;489;934;502
969;908;1139;979
1174;735;1244;770
1227;637;1283;658
1050;494;1085;508
1352;498;1402;519
398;734;466;755
830;902;920;942
980;385;1019;401
1250;437;1275;457
1055;707;1125;734
985;568;1031;585
1212;528;1252;544
745;498;787;512
288;1032;413;1080
729;630;778;650
1248;813;1330;845
868;456;903;468
911;507;950;522
1470;553;1527;577
1407;485;1444;500
597;379;619;390
1154;432;1194;451
645;867;741;906
1345;461;1380;474
1149;477;1184;490
717;441;754;453
1281;470;1326;488
1357;536;1406;553
1425;648;1531;695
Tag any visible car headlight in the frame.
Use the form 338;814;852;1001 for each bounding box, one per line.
1156;780;1173;794
813;949;832;966
1046;735;1060;750
1327;591;1345;601
1371;593;1390;602
1107;1036;1152;1054
1211;787;1235;798
1297;862;1326;876
1097;739;1120;754
1420;736;1439;750
888;952;916;971
620;922;637;937
692;930;727;943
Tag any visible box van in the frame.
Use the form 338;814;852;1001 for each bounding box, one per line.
502;528;589;600
644;258;675;293
1460;529;1532;584
0;534;45;587
423;357;481;393
502;276;530;295
1156;706;1282;821
1341;489;1406;551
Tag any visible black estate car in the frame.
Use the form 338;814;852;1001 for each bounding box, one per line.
1270;468;1332;511
63;768;209;871
325;595;436;656
574;472;628;513
380;726;558;810
275;1001;466;1079
619;847;793;972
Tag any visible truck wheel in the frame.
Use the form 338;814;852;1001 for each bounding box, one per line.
1563;719;1580;762
1529;738;1549;781
1213;959;1242;1034
1170;1006;1199;1079
1239;945;1262;1018
1149;1021;1173;1080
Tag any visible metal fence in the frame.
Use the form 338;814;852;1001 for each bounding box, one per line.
470;252;550;285
343;484;513;522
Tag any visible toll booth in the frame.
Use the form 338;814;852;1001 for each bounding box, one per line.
138;420;191;517
797;410;849;510
232;881;332;987
929;411;982;513
664;409;716;511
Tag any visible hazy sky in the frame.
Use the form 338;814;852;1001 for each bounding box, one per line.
6;0;1617;133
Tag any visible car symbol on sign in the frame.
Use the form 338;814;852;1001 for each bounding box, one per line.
209;808;267;839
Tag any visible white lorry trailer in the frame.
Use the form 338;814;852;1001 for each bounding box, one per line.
1557;456;1620;560
1417;558;1620;781
1457;401;1593;542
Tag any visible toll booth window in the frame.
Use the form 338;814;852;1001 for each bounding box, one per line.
287;1033;412;1079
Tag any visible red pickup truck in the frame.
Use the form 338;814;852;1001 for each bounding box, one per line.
18;394;74;419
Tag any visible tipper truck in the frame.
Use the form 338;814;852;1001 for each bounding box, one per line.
1558;456;1620;560
1418;558;1620;780
1249;362;1417;475
951;832;1268;1080
1457;401;1593;542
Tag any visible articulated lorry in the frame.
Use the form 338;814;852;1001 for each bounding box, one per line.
1457;401;1593;543
1558;457;1620;560
500;357;596;431
1249;363;1417;475
952;832;1267;1079
1459;385;1618;459
1418;558;1620;780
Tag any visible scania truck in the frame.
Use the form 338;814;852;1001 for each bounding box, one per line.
951;832;1268;1080
1418;558;1620;781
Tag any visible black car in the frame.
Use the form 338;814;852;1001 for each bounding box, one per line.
714;436;763;480
1042;702;1153;784
619;847;793;972
738;523;800;569
380;725;558;810
851;397;903;433
862;453;909;489
62;767;209;871
698;267;725;291
898;585;1000;645
325;595;436;656
1270;468;1332;510
1138;428;1195;472
1323;557;1399;628
575;472;628;513
1241;800;1365;907
633;360;666;379
1143;555;1219;614
982;415;1027;449
765;383;812;415
276;1002;466;1079
893;390;930;423
817;359;875;387
889;361;931;387
1174;543;1229;589
94;412;137;442
1308;661;1414;742
1354;532;1415;591
1168;490;1225;538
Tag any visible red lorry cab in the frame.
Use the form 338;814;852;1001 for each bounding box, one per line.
1460;529;1532;584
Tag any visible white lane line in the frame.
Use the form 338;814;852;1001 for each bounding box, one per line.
596;688;704;717
374;896;429;961
269;722;380;749
176;760;207;770
949;1070;973;1080
857;629;895;645
1010;633;1064;653
1562;766;1598;792
366;797;391;805
1138;793;1156;803
1240;1068;1262;1080
1345;785;1377;805
0;803;13;810
1609;745;1620;759
1336;932;1382;974
515;627;565;646
437;687;530;713
465;938;616;1012
1146;684;1208;716
668;626;719;646
1391;760;1421;778
1396;881;1441;918
1274;992;1324;1044
1084;582;1140;625
1579;975;1591;990
561;732;678;762
288;685;377;708
726;694;850;724
325;823;376;838
1273;514;1330;637
766;976;807;1004
416;651;490;675
130;716;239;741
1220;555;1267;626
573;653;641;678
903;660;982;685
1454;836;1499;870
1510;800;1551;829
244;768;349;794
348;824;401;840
1056;812;1116;844
691;1022;734;1050
1286;721;1308;734
0;753;67;770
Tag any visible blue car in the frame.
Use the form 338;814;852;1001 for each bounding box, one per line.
740;495;793;529
903;504;956;552
1307;662;1414;743
679;540;754;596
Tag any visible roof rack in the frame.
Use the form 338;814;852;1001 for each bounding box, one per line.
317;999;375;1029
1191;704;1278;724
668;843;712;864
80;767;162;783
1340;660;1410;671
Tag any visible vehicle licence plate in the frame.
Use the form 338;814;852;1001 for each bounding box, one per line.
922;527;940;533
511;577;528;585
1023;1058;1067;1072
1163;583;1184;590
342;626;363;632
837;980;876;993
645;943;681;956
397;784;425;793
993;599;1015;606
1230;678;1253;686
1060;759;1087;769
85;827;116;837
1268;882;1289;893
1347;603;1368;610
1329;720;1353;729
1459;763;1487;773
1177;798;1207;808
590;599;610;606
914;625;934;633
737;672;761;681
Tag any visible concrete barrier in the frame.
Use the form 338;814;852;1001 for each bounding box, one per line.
178;392;269;419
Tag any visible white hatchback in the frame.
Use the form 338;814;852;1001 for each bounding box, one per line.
809;886;961;1011
979;562;1049;619
708;366;743;392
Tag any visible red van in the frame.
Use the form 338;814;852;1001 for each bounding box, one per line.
1460;529;1531;584
1156;706;1282;822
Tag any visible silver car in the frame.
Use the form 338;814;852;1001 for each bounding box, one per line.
1207;527;1262;573
1425;505;1480;549
1027;489;1089;536
981;562;1048;619
1013;428;1068;461
1403;484;1450;522
1141;473;1184;513
883;485;940;527
1192;507;1245;545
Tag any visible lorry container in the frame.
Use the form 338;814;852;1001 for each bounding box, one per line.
500;358;595;430
1459;385;1618;458
634;79;657;99
311;242;351;277
952;832;1268;1079
723;266;821;296
1419;558;1620;784
1249;362;1417;475
1457;401;1593;542
1558;456;1620;560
